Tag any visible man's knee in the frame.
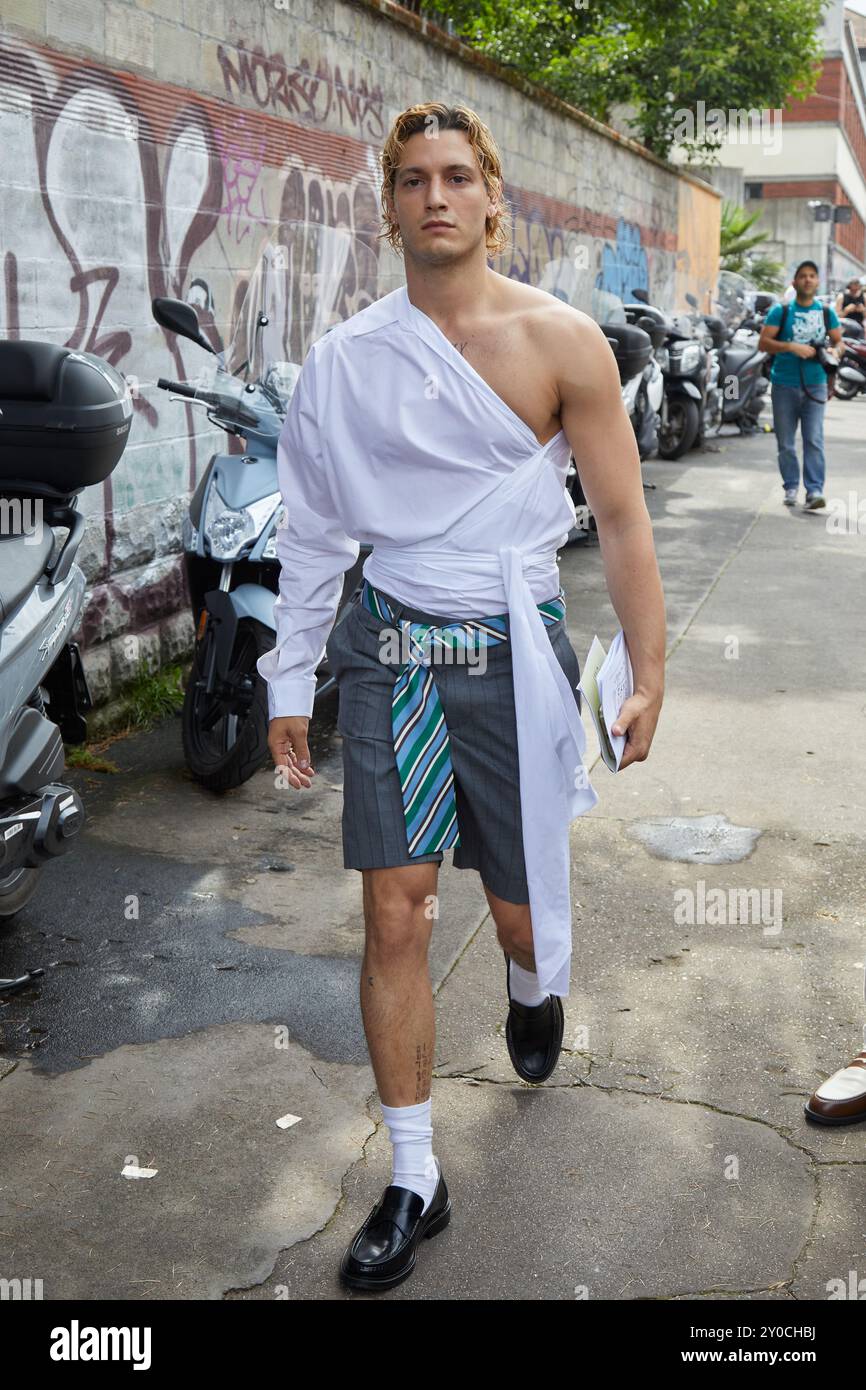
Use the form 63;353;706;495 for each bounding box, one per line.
485;884;534;957
362;864;439;957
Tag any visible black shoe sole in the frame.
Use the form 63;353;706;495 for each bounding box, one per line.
338;1199;452;1292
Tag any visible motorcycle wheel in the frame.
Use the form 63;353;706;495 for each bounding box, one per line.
658;398;700;459
181;617;272;792
832;377;858;401
0;866;39;920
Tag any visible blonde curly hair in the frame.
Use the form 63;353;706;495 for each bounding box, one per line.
377;103;512;258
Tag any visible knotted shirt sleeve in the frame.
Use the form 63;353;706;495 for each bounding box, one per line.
256;343;360;719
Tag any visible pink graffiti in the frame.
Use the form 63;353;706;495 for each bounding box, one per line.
214;122;269;245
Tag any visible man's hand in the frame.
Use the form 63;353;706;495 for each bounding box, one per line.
790;342;817;359
268;715;317;789
611;686;663;771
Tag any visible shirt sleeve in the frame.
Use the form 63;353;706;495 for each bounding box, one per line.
764;304;782;329
255;343;360;720
827;305;841;329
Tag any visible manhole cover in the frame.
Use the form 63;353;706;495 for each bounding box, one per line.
628;813;761;863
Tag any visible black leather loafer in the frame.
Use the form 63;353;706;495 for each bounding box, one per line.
504;950;564;1083
339;1158;451;1292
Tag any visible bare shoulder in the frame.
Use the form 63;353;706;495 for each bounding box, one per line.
497;276;609;354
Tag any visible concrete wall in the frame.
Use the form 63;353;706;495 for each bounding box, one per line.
0;0;719;715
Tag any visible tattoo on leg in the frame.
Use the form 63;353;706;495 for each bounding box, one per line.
367;976;373;987
415;1040;431;1103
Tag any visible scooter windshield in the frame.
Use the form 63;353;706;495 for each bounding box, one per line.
223;223;404;411
716;270;755;331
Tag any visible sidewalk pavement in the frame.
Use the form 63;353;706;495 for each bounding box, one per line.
0;402;864;1300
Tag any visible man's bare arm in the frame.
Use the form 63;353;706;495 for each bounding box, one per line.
550;311;666;768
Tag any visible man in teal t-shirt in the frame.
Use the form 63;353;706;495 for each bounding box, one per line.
759;260;842;510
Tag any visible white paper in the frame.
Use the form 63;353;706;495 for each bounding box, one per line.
596;629;633;770
578;630;633;771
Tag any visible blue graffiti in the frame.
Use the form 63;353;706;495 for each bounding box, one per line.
597;218;648;300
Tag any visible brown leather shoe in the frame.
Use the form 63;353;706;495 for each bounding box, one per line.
804;1050;866;1124
504;950;564;1084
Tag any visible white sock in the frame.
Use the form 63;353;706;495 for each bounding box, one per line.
509;957;549;1007
380;1097;439;1214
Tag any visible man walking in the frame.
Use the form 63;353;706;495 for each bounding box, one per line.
759;260;842;511
257;102;666;1292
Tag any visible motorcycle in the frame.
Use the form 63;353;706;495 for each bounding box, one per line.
151;224;386;790
0;341;132;945
603;288;663;460
834;326;866;399
702;272;770;433
563;288;658;543
625;297;707;459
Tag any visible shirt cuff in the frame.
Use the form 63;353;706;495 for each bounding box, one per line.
265;673;317;721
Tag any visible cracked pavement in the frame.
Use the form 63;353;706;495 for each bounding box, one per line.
1;403;864;1300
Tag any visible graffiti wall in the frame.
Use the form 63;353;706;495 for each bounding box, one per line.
0;1;717;708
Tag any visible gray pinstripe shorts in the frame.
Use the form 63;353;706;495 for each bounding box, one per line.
324;584;583;903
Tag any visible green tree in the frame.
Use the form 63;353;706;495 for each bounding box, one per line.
719;201;786;290
426;0;826;160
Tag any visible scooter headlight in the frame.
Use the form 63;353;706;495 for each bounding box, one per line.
202;487;281;560
672;342;701;373
655;346;669;371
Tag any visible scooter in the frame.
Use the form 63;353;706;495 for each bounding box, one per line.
834;330;866;399
626;299;708;459
565;292;657;543
0;340;132;944
152;225;375;791
699;312;769;436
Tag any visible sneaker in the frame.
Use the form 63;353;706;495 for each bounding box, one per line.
783;488;798;506
804;493;826;510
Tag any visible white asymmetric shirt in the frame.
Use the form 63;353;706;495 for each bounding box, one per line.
256;284;599;996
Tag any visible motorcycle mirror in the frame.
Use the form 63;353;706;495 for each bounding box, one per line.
152;297;215;353
685;292;698;308
631;287;650;304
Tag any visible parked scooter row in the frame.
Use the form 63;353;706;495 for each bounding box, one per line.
0;222;380;966
623;283;770;456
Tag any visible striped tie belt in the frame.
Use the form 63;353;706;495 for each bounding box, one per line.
360;577;567;857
